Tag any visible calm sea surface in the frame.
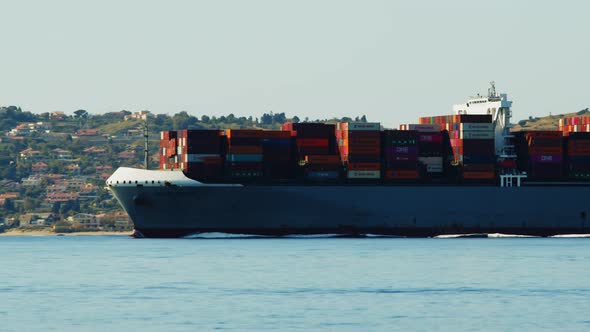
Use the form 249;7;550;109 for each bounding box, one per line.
1;236;589;332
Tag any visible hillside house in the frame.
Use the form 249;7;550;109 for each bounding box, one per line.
68;213;99;228
50;148;73;161
31;162;49;173
20;148;43;161
124;110;153;121
76;129;101;136
22;176;43;187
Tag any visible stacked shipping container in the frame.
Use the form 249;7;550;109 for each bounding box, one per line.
381;130;420;179
282;123;341;180
336;122;381;179
515;131;564;179
401;124;448;177
559;116;590;136
159;130;178;170
225;129;292;179
418;115;495;180
179;129;225;180
565;132;590;179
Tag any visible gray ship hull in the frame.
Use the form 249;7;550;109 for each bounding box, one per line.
110;182;590;238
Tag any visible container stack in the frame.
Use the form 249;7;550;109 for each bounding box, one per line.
225;130;268;179
418;115;495;180
559;116;590;136
403;124;446;177
516;131;564;179
159;130;178;170
178;129;225;180
454;123;495;180
381;130;420;179
565;132;590;179
336;122;381;179
282;123;341;180
261;131;294;179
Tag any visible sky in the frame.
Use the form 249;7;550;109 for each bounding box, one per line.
1;0;588;128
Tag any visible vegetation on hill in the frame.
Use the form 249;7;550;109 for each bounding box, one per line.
512;108;589;131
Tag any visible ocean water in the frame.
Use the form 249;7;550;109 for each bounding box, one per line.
1;236;589;332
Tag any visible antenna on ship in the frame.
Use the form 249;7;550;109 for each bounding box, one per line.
143;116;149;170
488;81;497;98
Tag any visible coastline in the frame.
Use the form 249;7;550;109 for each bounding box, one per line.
0;228;132;237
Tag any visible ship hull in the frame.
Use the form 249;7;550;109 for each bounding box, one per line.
110;184;590;238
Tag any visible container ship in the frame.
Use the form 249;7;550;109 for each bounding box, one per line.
107;83;590;238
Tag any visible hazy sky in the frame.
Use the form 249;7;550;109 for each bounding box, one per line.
1;0;588;128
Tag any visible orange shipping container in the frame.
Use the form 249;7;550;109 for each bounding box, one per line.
305;155;341;164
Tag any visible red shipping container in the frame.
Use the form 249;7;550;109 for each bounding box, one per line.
342;146;381;155
342;131;381;139
463;171;495;179
229;145;264;154
305;155;341;164
529;146;563;155
296;138;329;147
344;137;381;145
348;162;381;170
418;133;443;143
525;131;562;139
499;160;517;169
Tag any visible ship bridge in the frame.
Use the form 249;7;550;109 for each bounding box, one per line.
452;82;515;158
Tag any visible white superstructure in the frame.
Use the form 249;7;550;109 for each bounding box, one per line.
453;82;515;158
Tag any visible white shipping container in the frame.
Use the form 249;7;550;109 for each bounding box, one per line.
459;123;494;131
162;147;166;156
347;170;381;179
408;124;440;132
160;132;164;140
460;131;494;139
418;157;443;165
346;122;381;131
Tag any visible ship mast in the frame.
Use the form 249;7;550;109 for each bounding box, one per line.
143;117;149;170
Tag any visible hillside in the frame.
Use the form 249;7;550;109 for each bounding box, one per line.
512;108;590;132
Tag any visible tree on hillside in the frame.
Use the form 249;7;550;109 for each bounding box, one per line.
74;109;89;128
273;112;287;124
0;106;37;131
260;113;273;125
